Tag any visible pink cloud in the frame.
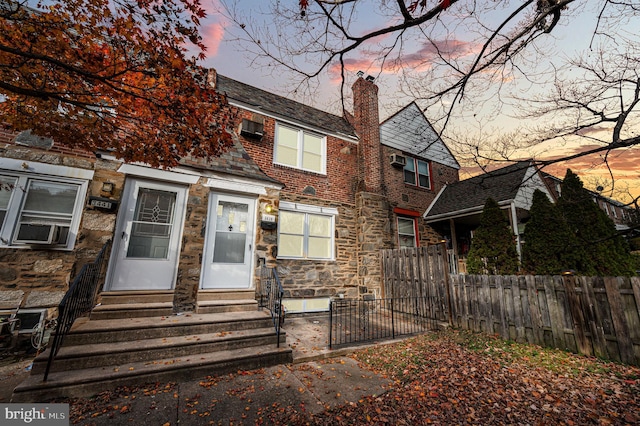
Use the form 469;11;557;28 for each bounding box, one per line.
401;39;479;68
202;21;227;57
327;38;480;82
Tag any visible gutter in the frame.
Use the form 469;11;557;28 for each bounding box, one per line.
424;199;515;223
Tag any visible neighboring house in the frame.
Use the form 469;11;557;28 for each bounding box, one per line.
0;71;460;317
423;161;553;273
543;173;635;233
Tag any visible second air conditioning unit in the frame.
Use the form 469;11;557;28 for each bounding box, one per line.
390;153;406;167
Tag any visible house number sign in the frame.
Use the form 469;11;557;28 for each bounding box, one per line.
88;196;119;212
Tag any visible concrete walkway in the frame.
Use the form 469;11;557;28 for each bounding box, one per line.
69;356;392;425
5;313;398;424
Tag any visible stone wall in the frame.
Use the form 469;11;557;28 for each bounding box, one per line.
355;192;394;296
172;178;210;312
260;193;359;299
0;142;120;309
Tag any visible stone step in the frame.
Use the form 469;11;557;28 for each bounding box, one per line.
196;299;258;314
197;289;256;301
12;345;293;402
32;327;285;373
64;311;274;345
90;302;174;320
99;291;174;305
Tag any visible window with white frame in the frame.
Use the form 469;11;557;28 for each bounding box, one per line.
277;202;336;260
0;172;88;249
397;217;418;248
274;123;326;174
403;157;431;189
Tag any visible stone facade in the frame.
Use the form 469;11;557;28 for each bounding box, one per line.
0;140;119;309
0;72;461;314
257;193;359;299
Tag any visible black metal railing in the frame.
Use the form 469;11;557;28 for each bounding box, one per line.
258;265;285;348
329;295;439;348
44;240;111;381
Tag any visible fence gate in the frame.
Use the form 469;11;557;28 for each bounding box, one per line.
381;245;452;324
328;245;450;348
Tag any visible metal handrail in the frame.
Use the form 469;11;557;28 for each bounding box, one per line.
259;265;285;348
43;239;111;381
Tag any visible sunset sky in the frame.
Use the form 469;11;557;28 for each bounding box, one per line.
194;1;639;205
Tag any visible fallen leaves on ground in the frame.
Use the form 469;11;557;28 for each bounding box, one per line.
53;329;639;425
269;330;640;425
54;382;177;423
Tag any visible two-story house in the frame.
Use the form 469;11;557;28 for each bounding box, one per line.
0;71;460;318
4;71;463;400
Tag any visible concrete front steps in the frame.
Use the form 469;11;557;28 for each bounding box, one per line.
12;301;291;402
90;290;259;319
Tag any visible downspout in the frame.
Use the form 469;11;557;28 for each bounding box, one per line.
449;218;458;274
509;202;522;261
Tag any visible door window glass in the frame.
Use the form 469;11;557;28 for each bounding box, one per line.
127;188;176;258
213;201;248;264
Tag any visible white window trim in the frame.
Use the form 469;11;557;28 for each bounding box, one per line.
273;123;327;175
397;216;418;248
118;164;199;184
0;171;89;250
277;202;336;260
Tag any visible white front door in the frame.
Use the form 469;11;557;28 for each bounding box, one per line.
201;193;256;289
107;178;187;290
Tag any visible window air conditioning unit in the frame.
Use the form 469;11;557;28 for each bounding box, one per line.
15;224;66;245
390;153;406;167
240;118;264;139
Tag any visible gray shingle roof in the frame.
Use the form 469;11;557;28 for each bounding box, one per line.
425;161;532;219
380;102;459;169
180;134;283;186
216;75;357;140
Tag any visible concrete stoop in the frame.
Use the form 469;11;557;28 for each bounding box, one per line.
11;309;292;402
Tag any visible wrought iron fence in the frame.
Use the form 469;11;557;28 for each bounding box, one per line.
329;295;439;348
258;265;285;348
44;239;111;381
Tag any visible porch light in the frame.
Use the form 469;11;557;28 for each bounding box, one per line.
265;203;274;213
101;182;115;194
561;269;575;276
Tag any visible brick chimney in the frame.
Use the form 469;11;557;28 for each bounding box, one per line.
352;76;382;194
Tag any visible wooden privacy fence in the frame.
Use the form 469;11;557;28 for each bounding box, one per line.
381;245;451;324
450;274;640;366
381;247;640;366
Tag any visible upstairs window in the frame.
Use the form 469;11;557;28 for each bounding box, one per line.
403;158;431;189
274;123;326;174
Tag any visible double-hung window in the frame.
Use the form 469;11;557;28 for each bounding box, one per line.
0;161;91;249
277;202;336;260
397;217;418;248
274;123;326;174
403;157;431;189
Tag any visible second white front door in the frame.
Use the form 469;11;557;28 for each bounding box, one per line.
201;193;256;289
